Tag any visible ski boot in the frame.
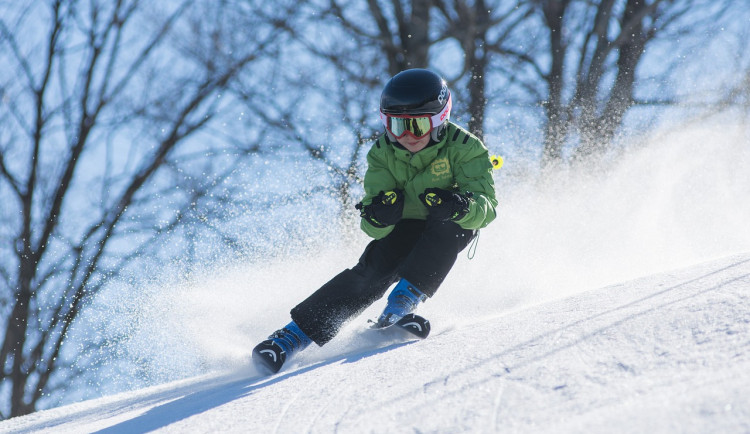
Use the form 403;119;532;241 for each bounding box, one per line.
375;278;427;328
252;321;312;374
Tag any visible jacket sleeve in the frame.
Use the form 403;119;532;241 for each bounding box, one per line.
453;140;498;230
360;144;398;239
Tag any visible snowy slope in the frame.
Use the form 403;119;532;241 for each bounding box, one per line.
3;252;749;433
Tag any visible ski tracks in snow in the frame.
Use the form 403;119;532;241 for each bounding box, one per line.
3;254;749;433
323;254;750;432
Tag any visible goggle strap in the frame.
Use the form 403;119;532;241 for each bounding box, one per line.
430;94;452;126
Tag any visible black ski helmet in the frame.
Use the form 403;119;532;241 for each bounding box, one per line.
380;69;452;142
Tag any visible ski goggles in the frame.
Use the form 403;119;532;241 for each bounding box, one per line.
380;95;452;139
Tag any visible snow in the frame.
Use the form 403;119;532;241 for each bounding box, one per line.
2;253;749;433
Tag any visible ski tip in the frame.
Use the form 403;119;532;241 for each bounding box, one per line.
367;314;431;338
252;340;286;375
396;314;431;339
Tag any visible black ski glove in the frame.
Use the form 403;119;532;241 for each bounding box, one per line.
419;188;471;222
356;190;404;228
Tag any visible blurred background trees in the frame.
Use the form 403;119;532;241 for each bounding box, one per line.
1;0;748;418
0;0;296;417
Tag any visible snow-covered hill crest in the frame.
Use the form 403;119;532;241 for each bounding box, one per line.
3;253;749;433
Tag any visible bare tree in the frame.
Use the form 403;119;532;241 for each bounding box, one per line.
432;0;533;139
502;0;733;164
302;0;738;168
343;0;433;75
293;1;533;144
0;0;280;418
234;0;395;230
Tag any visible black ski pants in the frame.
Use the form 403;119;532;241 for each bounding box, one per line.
291;219;476;346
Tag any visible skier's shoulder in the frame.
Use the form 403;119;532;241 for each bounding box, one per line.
444;122;484;148
366;133;394;162
443;122;488;156
369;133;398;153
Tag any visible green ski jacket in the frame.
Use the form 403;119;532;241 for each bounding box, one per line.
360;121;498;239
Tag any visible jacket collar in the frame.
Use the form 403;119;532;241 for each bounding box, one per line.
390;135;448;169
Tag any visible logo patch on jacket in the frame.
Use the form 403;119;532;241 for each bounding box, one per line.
429;157;451;181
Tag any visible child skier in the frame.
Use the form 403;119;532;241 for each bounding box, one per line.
252;68;498;373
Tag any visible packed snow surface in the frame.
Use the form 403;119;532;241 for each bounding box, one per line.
3;253;749;433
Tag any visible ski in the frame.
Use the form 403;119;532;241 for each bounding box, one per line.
368;313;431;339
252;340;286;374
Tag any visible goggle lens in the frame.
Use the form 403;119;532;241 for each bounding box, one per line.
385;116;433;139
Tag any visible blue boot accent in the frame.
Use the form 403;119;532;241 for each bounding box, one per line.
252;321;312;374
377;278;427;327
270;321;312;355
